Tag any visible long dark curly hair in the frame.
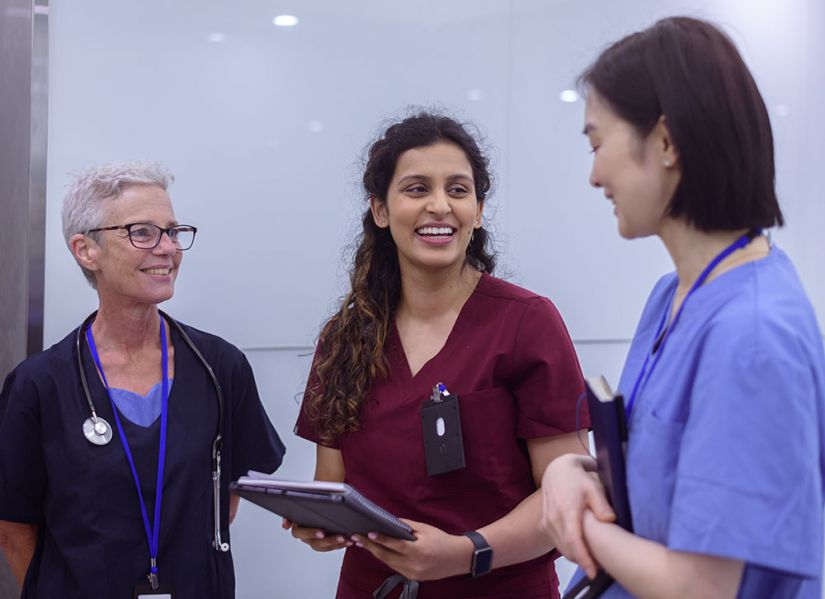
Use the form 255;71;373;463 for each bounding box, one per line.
304;112;497;443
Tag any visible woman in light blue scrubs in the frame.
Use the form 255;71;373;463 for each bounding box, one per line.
540;16;825;598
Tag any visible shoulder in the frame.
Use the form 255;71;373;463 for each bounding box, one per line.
4;330;77;386
704;249;823;363
473;275;574;348
167;316;249;369
475;273;546;305
0;330;77;418
474;274;563;319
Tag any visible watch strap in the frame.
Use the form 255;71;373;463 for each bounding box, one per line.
462;530;493;577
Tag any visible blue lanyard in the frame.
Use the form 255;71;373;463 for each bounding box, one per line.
624;230;760;420
86;316;170;588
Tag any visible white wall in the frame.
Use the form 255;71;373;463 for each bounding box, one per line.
44;1;825;596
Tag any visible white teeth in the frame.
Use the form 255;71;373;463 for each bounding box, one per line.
143;268;171;275
416;226;454;236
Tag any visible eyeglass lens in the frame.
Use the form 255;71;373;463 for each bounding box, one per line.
129;223;195;250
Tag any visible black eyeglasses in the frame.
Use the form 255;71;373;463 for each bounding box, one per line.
87;222;198;250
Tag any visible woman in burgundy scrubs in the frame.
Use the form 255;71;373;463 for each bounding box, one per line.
289;113;588;598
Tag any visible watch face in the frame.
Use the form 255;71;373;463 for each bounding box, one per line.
473;546;494;576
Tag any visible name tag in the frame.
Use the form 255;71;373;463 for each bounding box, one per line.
134;583;175;598
421;392;466;476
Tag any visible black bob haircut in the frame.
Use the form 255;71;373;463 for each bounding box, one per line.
579;16;784;231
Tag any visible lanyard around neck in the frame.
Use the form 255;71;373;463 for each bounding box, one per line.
85;316;170;588
624;229;760;419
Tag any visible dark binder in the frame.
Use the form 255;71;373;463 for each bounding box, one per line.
562;376;633;599
229;472;415;541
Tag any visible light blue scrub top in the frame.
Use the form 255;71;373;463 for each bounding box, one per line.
569;247;825;598
109;380;171;427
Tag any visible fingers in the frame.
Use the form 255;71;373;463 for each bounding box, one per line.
562;514;597;579
350;532;408;558
540;455;605;575
586;484;616;523
351;533;401;564
287;523;352;552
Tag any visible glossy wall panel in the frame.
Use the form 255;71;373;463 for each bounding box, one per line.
44;0;513;347
44;0;824;349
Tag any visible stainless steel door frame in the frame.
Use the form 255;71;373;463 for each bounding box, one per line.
0;0;48;374
0;0;48;595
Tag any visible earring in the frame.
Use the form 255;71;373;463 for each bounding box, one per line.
663;159;672;168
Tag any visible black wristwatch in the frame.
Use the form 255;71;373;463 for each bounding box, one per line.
462;530;493;577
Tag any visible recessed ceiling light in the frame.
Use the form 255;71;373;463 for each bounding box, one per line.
559;89;579;103
467;89;484;102
308;120;324;133
207;33;226;43
273;15;299;27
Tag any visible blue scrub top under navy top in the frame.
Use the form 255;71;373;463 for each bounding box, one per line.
567;246;825;598
0;319;286;599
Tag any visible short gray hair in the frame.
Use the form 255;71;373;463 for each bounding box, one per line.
61;160;175;287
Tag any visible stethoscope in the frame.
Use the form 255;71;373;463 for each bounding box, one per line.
75;309;231;553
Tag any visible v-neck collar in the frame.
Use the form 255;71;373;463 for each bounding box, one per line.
389;272;488;384
82;319;179;422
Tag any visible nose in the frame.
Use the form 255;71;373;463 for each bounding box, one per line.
153;230;178;254
589;166;601;189
426;190;452;217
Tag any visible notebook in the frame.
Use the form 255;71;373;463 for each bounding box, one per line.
229;472;415;540
585;375;632;531
562;376;633;599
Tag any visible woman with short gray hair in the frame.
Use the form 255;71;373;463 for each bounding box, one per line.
0;160;286;598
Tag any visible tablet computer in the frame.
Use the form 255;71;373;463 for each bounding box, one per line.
229;472;415;540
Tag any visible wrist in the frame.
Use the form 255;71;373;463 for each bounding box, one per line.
462;530;494;577
456;533;475;576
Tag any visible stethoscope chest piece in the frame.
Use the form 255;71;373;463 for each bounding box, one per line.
83;417;113;446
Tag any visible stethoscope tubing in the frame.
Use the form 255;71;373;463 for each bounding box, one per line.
74;309;229;552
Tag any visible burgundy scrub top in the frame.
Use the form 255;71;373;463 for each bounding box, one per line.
296;273;587;598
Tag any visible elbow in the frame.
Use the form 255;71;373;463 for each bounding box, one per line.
0;520;36;557
658;553;742;599
0;522;14;553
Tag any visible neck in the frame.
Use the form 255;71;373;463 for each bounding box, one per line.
91;299;162;356
397;261;481;320
658;219;755;294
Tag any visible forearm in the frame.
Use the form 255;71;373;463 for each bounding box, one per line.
479;490;554;570
229;494;240;524
0;522;37;587
583;512;742;599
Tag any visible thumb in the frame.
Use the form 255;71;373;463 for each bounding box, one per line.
587;487;616;522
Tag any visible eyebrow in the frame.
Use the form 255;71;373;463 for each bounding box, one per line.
396;173;473;185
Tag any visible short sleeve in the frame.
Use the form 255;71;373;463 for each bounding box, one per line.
510;297;587;439
293;342;341;449
229;354;286;479
0;368;46;523
668;320;823;577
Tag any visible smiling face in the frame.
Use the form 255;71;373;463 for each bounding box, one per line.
80;184;182;307
584;91;681;239
371;141;484;275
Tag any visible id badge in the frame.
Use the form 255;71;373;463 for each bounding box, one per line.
421;387;465;476
134;583;175;599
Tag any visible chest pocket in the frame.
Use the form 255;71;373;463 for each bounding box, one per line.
626;411;686;543
458;386;531;488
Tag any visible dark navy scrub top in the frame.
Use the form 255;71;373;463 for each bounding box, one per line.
0;320;286;599
297;273;588;599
